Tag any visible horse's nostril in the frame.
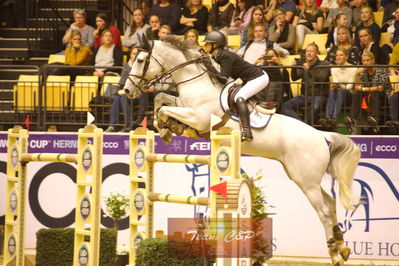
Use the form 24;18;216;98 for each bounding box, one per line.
124;88;130;94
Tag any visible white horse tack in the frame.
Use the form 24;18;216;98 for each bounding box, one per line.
124;36;361;265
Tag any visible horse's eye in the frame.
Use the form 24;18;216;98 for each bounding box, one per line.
137;59;144;63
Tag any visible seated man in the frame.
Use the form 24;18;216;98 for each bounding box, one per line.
283;42;330;123
237;23;289;65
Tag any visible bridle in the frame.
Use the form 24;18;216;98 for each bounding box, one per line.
128;43;216;92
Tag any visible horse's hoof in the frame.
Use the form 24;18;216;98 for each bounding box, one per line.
339;246;351;261
182;128;199;139
171;124;185;136
159;128;172;144
333;259;345;266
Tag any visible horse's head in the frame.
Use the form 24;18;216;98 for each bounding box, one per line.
123;34;164;98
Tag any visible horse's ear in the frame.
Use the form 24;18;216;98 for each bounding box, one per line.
137;33;143;47
141;33;151;51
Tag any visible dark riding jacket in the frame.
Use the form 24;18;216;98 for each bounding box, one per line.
213;49;264;83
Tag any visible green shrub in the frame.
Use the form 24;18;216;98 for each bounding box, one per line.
136;238;214;266
36;228;117;266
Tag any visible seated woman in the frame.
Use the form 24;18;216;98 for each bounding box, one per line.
229;0;255;35
324;25;361;65
354;6;381;47
93;13;122;49
150;0;181;33
319;48;357;129
260;48;291;111
268;10;296;54
146;14;162;40
123;8;150;48
292;0;324;50
344;52;392;133
62;8;95;49
207;0;235;32
325;13;349;49
89;29;123;79
241;6;267;47
325;0;352;30
178;0;208;35
358;28;388;64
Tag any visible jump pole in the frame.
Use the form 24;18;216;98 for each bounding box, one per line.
128;127;252;265
3;125;103;266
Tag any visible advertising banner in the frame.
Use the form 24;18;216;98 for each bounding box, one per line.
0;132;398;261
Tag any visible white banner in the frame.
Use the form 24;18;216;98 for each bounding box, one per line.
0;135;398;261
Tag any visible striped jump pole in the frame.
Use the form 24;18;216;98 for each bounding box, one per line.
128;127;251;266
3;125;103;266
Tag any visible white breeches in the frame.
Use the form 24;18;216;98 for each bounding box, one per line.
296;24;314;49
234;71;269;102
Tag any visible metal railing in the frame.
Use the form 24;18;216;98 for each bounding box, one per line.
1;64;398;134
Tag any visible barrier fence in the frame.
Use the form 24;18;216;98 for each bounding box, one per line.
0;64;398;133
128;127;252;266
4;124;103;266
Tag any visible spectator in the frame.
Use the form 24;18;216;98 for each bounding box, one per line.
325;0;352;29
62;9;95;49
351;0;367;28
229;0;256;34
241;7;267;47
184;28;202;50
178;0;209;34
325;25;361;65
383;7;399;48
344;52;391;132
237;23;289;64
43;31;92;79
292;0;324;50
325;14;350;48
93;13;122;49
283;42;330;123
268;11;297;53
386;84;399;127
261;48;291;109
389;37;399;75
105;47;148;132
140;0;152;23
265;0;297;23
320;48;357;129
151;0;181;33
123;8;150;48
354;6;381;47
319;0;338;15
158;25;172;39
146;14;162;40
357;28;387;64
207;0;235;32
89;29;123;79
383;0;399;24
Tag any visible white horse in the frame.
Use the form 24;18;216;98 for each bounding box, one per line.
123;35;361;265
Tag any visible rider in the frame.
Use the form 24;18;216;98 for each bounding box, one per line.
203;30;270;142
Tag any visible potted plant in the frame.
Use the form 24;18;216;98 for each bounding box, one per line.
103;190;130;265
103;190;130;230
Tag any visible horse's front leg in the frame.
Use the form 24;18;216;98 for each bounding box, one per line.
153;92;179;132
158;105;210;134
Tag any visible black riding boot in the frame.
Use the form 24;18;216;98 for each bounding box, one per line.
236;97;253;142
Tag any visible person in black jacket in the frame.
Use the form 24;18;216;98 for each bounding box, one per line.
203;30;270;142
283;42;330;124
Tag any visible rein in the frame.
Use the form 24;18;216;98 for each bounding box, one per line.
128;45;225;91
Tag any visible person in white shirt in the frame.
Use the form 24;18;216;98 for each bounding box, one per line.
319;47;356;128
237;23;289;65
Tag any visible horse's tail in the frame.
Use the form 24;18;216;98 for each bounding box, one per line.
326;132;361;210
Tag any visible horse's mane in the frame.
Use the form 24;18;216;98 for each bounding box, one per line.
161;35;202;61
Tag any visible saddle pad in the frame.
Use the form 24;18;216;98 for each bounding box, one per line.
220;82;272;129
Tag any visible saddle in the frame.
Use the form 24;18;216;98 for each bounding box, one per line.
226;81;277;116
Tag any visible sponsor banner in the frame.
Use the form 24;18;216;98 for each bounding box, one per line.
0;132;398;158
0;132;398;260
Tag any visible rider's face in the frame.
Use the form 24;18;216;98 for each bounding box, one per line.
204;43;212;54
